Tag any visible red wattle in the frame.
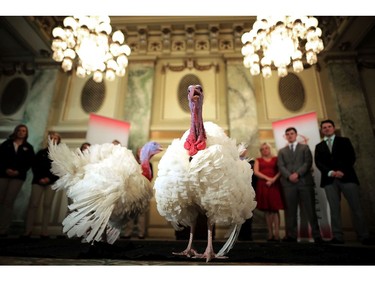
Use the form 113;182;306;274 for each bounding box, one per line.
189;146;198;156
141;162;152;181
196;141;206;150
184;140;191;150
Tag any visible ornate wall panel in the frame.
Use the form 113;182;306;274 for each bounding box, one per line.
0;74;33;129
151;57;228;133
49;72;127;147
256;66;327;129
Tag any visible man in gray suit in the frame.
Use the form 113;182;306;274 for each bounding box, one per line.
277;127;322;243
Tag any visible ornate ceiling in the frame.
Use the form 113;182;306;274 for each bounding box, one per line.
1;16;375;74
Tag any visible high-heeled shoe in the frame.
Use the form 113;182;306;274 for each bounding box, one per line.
267;236;275;242
267;236;280;242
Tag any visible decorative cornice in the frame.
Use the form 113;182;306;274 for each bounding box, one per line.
34;16;254;60
161;58;219;73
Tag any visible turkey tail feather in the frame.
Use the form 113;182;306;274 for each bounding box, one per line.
48;138;76;177
216;224;241;257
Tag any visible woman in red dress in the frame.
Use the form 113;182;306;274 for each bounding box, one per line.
254;142;284;242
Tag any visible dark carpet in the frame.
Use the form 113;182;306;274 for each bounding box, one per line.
1;237;375;265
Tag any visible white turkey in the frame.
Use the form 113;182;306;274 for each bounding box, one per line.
48;140;162;244
154;84;257;262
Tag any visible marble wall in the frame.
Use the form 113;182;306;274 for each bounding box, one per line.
124;64;154;155
226;62;259;159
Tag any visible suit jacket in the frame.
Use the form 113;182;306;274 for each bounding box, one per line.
277;143;314;188
314;136;359;187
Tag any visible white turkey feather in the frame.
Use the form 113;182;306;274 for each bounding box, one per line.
216;224;242;257
48;141;158;244
155;121;256;227
155;84;256;262
154;121;257;259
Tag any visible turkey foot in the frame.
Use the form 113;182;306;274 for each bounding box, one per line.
193;250;229;262
172;248;200;258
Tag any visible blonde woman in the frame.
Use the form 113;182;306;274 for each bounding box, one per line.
254;142;284;241
22;131;61;239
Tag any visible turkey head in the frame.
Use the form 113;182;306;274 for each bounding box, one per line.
140;141;163;181
184;85;207;156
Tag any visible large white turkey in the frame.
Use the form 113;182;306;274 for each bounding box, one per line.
48;140;162;244
154;84;257;262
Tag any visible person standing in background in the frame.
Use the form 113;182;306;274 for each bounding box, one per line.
277;127;323;243
0;124;35;237
21;131;61;239
254;142;284;242
79;142;91;152
314;119;373;245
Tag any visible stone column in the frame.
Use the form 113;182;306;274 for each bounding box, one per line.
124;63;155;154
226;61;259;157
326;58;375;234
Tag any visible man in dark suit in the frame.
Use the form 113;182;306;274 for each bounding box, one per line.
314;119;371;245
277;127;322;243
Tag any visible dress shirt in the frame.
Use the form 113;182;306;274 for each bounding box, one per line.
323;134;336;177
289;141;298;152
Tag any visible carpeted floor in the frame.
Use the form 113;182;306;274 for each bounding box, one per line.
1;237;375;265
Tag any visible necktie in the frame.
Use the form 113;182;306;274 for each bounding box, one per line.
290;144;294;152
327;138;332;153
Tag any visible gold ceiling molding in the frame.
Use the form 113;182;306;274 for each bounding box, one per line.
27;16;362;68
33;16;255;59
162;58;219;73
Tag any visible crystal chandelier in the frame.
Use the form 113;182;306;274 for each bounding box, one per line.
51;16;131;83
241;16;324;78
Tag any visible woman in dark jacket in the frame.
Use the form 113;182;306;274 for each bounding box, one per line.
0;124;35;236
22;131;61;239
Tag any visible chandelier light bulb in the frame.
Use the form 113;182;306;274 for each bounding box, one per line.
63;17;77;29
105;69;116;81
93;71;104;83
262;65;272;78
76;65;86;78
116;68;126;77
52;27;66;39
112;30;125;44
51;16;131;83
62;58;73;71
52;50;64;62
293;60;304;72
242;16;324;78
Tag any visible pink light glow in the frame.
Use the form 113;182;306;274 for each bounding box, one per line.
86;113;131;147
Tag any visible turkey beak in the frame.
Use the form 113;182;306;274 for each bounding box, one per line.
188;85;202;102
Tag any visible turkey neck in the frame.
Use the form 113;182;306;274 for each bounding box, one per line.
141;160;152;182
184;90;206;156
